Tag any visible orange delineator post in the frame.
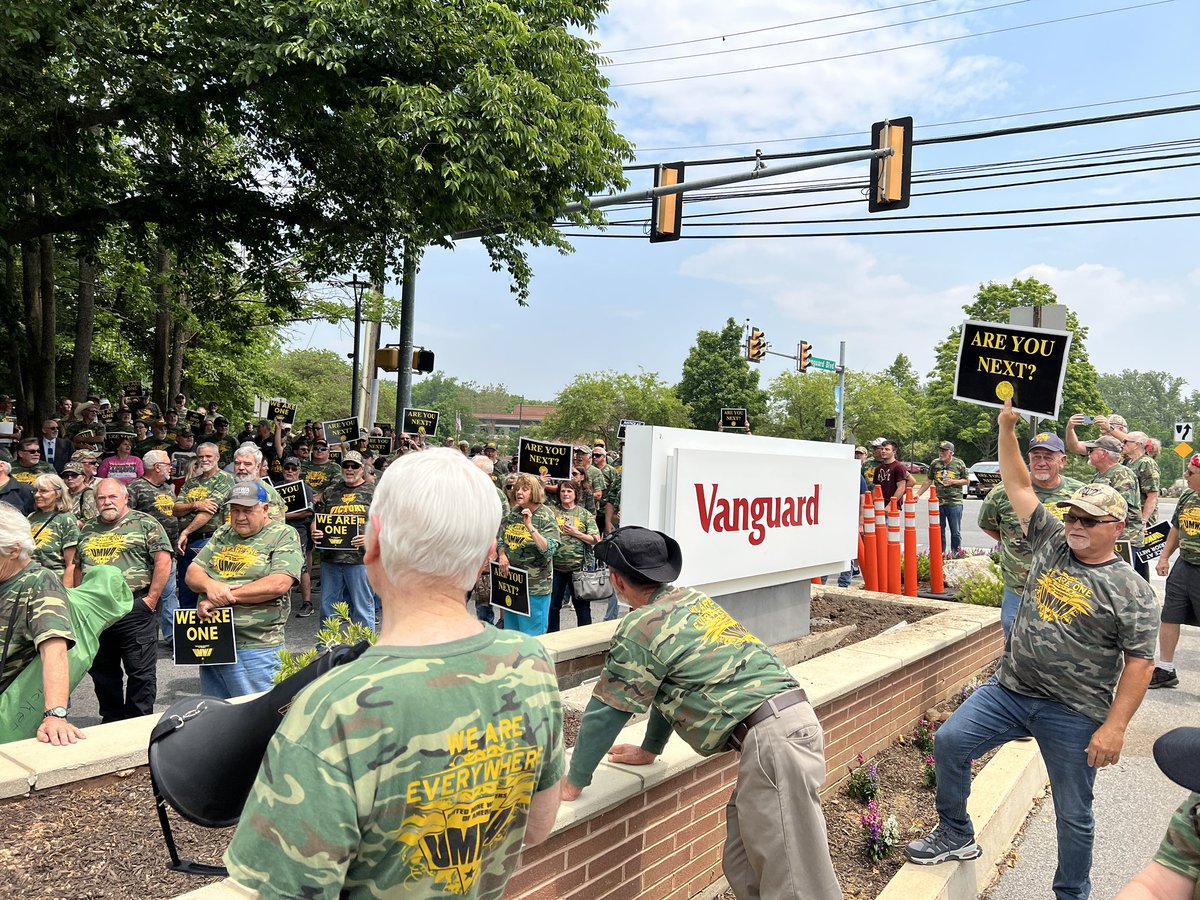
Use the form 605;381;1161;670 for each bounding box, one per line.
903;487;918;596
859;492;877;591
886;498;902;595
873;486;887;592
928;485;945;594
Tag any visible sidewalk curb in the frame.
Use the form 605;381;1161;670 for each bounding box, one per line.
877;739;1048;900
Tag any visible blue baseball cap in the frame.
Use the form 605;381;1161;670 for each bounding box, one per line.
1028;432;1065;453
228;482;269;506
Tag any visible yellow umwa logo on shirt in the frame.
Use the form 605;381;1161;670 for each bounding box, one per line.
83;532;128;564
503;522;530;551
1179;506;1200;536
690;596;760;646
1032;569;1093;624
185;486;210;502
34;526;54;549
210;544;261;579
154;493;175;516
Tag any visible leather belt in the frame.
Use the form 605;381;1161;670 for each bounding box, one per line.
726;687;809;752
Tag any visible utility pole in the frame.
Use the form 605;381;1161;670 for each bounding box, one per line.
394;244;418;429
348;274;367;421
835;341;847;443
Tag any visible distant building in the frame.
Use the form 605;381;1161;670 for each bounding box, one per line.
473;404;555;438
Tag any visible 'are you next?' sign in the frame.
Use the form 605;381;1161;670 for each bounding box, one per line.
954;320;1072;419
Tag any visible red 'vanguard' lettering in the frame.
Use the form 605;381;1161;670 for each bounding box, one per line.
694;483;820;546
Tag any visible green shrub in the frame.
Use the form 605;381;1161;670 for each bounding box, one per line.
274;602;377;684
846;753;881;804
957;562;1003;608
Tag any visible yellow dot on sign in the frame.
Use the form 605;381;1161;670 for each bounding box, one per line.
505;597;512;607
1175;441;1194;458
995;381;1014;401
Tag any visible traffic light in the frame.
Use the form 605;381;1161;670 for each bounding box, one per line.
799;341;813;372
746;327;767;362
650;162;685;243
375;347;401;372
411;349;435;374
868;116;913;213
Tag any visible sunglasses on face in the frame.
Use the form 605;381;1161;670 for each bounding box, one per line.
341;462;362;469
1063;513;1120;528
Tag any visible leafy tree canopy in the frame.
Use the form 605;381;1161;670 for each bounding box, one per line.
677;318;769;431
536;371;690;448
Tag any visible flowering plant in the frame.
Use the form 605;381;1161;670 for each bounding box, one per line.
912;718;936;754
922;754;937;789
846;752;881;804
861;800;901;861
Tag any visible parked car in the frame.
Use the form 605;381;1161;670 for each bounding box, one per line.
967;461;1001;498
904;460;928;474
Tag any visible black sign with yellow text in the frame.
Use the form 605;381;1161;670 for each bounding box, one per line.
276;479;312;514
367;436;393;457
1135;521;1172;564
267;399;297;426
322;417;360;445
489;562;530;617
173;607;237;665
720;408;748;430
402;408;440;436
314;513;363;550
954;320;1072;419
518;437;572;480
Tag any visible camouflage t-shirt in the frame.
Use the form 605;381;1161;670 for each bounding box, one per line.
594;584;799;756
70;486;98;524
497;505;560;595
0;562;74;694
177;469;235;539
1173;490;1200;566
27;510;80;578
1090;463;1143;546
9;463;53;486
66;420;106;443
979;477;1084;593
77;510;172;596
224;632;564;899
603;471;622;521
998;504;1159;724
127;477;181;546
926;456;969;506
302;460;341;496
315;479;375;565
1152;793;1200;888
1129;455;1161;526
193;521;302;647
550;505;598;572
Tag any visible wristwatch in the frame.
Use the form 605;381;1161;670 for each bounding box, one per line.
43;706;68;719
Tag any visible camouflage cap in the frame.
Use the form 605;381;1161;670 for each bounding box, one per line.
228;481;269;506
1083;435;1124;454
340;450;365;465
1152;727;1200;791
62;461;86;476
870;437;888;448
71;449;101;462
1056;483;1127;520
1028;432;1066;453
938;441;955;451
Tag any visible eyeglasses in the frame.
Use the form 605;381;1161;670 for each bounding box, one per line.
1063;513;1120;528
592;453;603;458
341;462;362;469
20;449;39;455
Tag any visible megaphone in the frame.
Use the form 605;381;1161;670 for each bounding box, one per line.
147;641;369;874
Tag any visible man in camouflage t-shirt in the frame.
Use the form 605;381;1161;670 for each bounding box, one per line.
907;401;1158;897
221;447;562;899
312;451;376;629
173;442;234;610
127;450;181;647
187;481;302;698
71;478;172;722
0;504;83;744
563;526;841;900
1083;434;1144;548
916;441;970;556
1149;457;1200;690
979;431;1083;637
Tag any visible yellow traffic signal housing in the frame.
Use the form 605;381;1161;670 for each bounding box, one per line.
412;349;435;374
799;341;813;372
650;162;685;243
868;117;913;213
376;347;401;372
747;327;767;362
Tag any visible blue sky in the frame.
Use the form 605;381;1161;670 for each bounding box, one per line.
290;0;1199;404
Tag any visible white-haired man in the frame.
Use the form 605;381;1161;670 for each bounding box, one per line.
218;448;563;897
0;504;84;744
173;442;233;611
128;450;181;645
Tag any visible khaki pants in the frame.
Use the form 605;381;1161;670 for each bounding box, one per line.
723;701;842;900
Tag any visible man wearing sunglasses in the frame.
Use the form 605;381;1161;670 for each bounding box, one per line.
908;400;1159;900
312;450;375;629
561;526;841;900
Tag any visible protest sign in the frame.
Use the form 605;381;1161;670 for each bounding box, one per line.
123;382;147;398
314;513;363;550
367;436;393;457
276;480;312;514
173;607;236;665
402;408;440;436
954;320;1072;419
185;410;206;427
518;437;572;480
489;562;530;617
267;399;297;426
322;417;360;445
720;408;748;430
617;419;645;440
1135;521;1172;564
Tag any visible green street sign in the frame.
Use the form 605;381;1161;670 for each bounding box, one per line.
810;357;838;372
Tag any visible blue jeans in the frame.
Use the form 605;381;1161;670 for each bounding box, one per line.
1001;587;1022;639
549;570;592;632
934;679;1098;900
503;593;550;636
177;537;210;609
604;589;620;621
200;645;283;699
320;561;375;631
158;560;179;645
940;503;964;555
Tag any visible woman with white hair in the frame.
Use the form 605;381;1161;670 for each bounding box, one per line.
0;503;84;745
218;448;564;898
28;473;79;578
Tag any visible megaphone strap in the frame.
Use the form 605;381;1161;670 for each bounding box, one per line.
149;700;211;746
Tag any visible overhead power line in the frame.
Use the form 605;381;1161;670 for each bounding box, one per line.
612;1;1176;87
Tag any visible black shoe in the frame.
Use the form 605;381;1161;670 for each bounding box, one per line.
1149;666;1179;689
905;826;982;865
296;602;316;618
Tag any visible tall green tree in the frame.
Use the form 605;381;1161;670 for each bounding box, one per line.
924;278;1106;463
677;318;769;432
762;370;916;446
536;371;690;448
1097;369;1200;485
